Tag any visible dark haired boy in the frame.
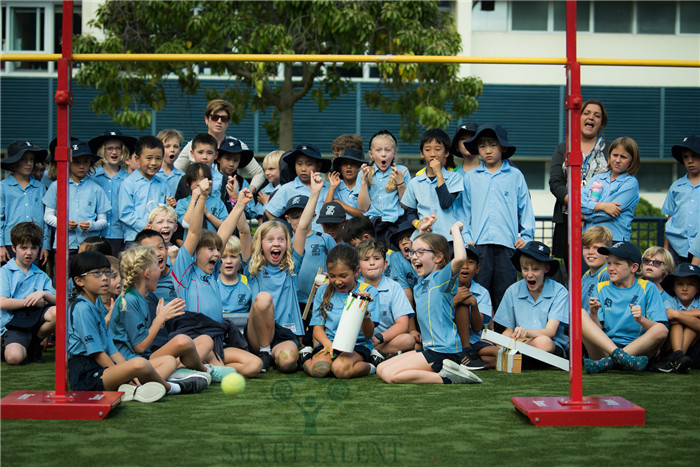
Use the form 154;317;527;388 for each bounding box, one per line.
118;136;168;243
217;136;255;215
0;222;56;364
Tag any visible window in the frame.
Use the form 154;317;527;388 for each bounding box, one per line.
512;1;549;31
637;1;675;35
593;1;633;33
680;1;700;34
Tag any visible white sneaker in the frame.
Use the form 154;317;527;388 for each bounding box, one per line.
438;360;483;384
170;367;212;385
118;382;167;403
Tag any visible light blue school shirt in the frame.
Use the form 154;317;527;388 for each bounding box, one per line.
413;263;462;354
310;282;380;348
662;175;700;257
157;166;184;198
263;177;329;231
211;167;224;199
358;275;413;334
401;167;465;241
592;278;667;346
466;280;492;345
245;249;305;335
154;270;178;305
255;182;279;218
67;295;119;357
581;171;639;241
171;245;223;322
218;274;252;316
147;273;176;349
175;195;228;240
363;163;410;222
690;234;700;259
108;288;152;360
659;289;672;307
664;295;700;312
333;180;360;218
43;177;111;249
0;259;55;335
385;250;418;292
91;166;128;240
296;231;336;304
118;170;168;242
495;277;569;352
462;160;535;247
0;175;50;249
582;266;610;311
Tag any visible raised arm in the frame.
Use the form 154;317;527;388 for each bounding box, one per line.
182;178;210;256
293;172;323;255
217;188;253;251
450;221;466;276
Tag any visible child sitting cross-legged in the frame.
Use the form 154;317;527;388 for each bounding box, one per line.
581;226;612;312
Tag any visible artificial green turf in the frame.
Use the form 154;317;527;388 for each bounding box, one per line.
2;353;699;466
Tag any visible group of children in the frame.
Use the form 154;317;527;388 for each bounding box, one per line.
2;97;699;400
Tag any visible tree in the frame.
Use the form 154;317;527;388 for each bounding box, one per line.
74;0;482;150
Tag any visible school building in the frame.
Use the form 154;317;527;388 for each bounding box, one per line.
1;1;699;217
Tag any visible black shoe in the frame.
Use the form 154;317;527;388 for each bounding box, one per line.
298;346;313;365
259;351;272;373
370;349;385;367
170;374;209;394
647;356;670;373
461;350;487;371
669;351;692;374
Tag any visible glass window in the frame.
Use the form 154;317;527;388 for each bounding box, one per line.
513;160;546;190
594;1;633;33
637;1;675;34
10;7;44;51
553;1;590;32
680;1;700;34
511;1;549;31
636;162;673;193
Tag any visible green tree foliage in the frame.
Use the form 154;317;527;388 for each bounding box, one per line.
74;0;482;149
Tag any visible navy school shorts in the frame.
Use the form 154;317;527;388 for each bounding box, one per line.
417;348;462;372
312;343;372;362
68;355;105;391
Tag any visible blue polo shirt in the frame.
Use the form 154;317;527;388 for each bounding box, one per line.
465;280;492;345
662;174;700;257
297;231;336;304
218;274;252;316
582;266;609;311
401;167;465;241
67;295;119;357
363;163;410;222
175;195;228;240
494;277;569;352
108;288;153;360
664;295;700;312
263;177;329;231
0;175;50;249
582;171;639;241
157;166;185;197
359;275;413;334
255;182;279;218
171;245;223;322
333;180;361;218
462;160;535;247
0;259;55;335
592;278;667;346
385;250;418;292
690;234;700;258
118;170;168;241
413;263;461;354
91;166;128;239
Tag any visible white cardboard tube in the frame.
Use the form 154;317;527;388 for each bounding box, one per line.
332;292;369;353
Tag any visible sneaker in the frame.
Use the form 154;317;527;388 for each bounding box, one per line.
298;346;313;365
370;349;386;367
259;351;273;373
169;374;209;394
647;355;673;373
668;351;692;374
205;363;237;383
584;356;614;374
170;367;212;385
611;348;648;371
118;382;166;403
461;350;488;371
438;359;482;384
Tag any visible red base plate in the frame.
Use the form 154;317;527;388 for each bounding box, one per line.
1;390;123;420
512;396;645;426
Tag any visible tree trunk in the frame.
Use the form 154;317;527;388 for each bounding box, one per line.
278;105;294;151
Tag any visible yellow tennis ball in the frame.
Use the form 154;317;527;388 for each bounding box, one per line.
221;372;245;395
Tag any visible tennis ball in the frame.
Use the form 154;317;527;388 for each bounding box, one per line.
221;372;246;395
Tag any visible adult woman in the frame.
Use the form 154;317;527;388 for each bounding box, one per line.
549;99;610;266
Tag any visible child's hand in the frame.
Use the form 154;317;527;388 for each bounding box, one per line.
309;172;323;194
428;158;442;176
79;221;91;231
514;238;526;249
237;188;254;206
226;176;239;199
511;326;528;339
68;220;78;230
450;220;463;233
589;297;600;314
328;171;341;189
166;196;177;208
390;167;407;184
198;178;212;197
417;213;437;234
453;286;476;307
0;246;9;263
23;291;47;307
156;298;186;322
601;202;621;217
409;329;422;344
630;304;642;322
168;245;179;263
257;190;269;205
360;164;372;184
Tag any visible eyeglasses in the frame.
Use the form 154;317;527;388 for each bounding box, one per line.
81;269;116;278
408;249;434;258
104;146;122;153
642;258;664;268
208;114;230;123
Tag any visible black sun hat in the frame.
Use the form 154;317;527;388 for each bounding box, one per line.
218;136;254;167
450;122;478;157
661;263;700;297
88;130;137;155
283;144;332;173
671;135;700;165
510;241;559;276
2;140;48;170
332;148;366;173
463;123;517;159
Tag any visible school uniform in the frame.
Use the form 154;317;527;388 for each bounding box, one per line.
263;177;329;231
108;288;153;360
494;277;570;354
0;259;55;337
210;167;224;199
171;246;224;323
592;278;667;346
43;177;111;249
118;170;168;242
361;275;413;334
255;182;279;218
147;273;177;350
175;195;228;240
333;180;361;218
310;282;380;354
91;166;129;249
157;167;185;197
0;175;50;250
363;163;410;222
690;234;700;259
582;266;610;311
662;174;700;259
218;274;252;316
414;263;461;354
582;171;639;241
401;168;465;241
664;295;700;312
465;280;493;346
296;231;336;305
385;250;418;292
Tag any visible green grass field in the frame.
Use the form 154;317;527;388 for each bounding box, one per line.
2;353;699;466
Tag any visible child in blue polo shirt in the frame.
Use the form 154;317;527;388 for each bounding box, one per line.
402;128;465;242
483;241;569;367
156;129;185;197
1;140;51;264
659;263;700;372
219;236;252;318
450;122;479;174
176;163;228;240
663;135;700;265
217;137;255;214
256;150;284;221
89;130;136;255
326;148;365;218
582;242;668;373
582;137;641;241
641;246;675;305
461;123;536;312
0;222;56;364
118;136;168;243
582;226;612;311
385;221;419;307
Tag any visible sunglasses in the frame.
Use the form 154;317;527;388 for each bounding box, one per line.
208;114;230;123
642;258;664;268
408;249;434;258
